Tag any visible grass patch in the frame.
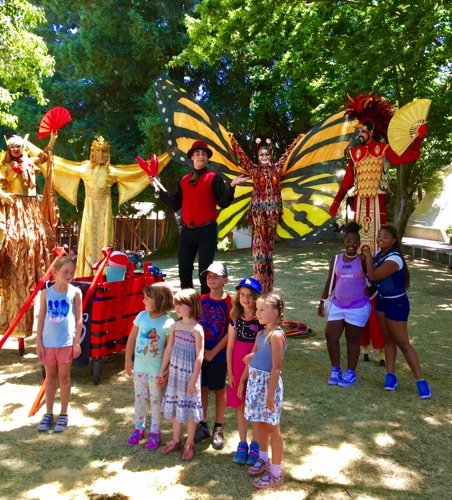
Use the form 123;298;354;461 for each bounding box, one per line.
1;239;451;499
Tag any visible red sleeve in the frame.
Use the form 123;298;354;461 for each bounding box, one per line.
225;294;233;314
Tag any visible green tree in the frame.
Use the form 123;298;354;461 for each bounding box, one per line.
12;0;201;248
0;0;54;127
172;0;452;235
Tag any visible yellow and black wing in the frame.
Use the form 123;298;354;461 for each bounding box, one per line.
155;76;252;234
155;76;356;245
278;112;357;245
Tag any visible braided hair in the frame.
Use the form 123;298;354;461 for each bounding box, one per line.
258;293;284;344
380;225;411;288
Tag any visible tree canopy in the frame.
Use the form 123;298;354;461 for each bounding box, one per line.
172;0;452;233
0;0;54;127
1;0;451;235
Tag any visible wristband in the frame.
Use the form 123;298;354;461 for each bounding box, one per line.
320;298;326;302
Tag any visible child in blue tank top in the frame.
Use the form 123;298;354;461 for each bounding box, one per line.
36;256;83;433
238;293;286;490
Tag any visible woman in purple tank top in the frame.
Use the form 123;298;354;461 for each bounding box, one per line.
318;221;371;388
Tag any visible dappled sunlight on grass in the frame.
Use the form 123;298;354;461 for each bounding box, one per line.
291;443;362;484
89;461;189;498
290;442;422;492
25;483;65;500
1;241;451;498
374;432;396;447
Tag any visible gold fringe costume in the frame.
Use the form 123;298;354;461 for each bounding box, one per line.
0;149;56;338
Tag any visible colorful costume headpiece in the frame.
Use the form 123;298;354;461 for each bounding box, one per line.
255;138;273;163
345;93;394;141
6;135;25;150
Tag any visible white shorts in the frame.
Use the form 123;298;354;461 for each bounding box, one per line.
327;301;371;328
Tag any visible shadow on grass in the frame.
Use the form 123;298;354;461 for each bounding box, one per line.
1;240;451;498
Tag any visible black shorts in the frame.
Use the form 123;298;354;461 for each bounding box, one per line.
201;360;227;391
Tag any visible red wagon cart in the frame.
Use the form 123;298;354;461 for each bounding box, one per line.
73;263;164;384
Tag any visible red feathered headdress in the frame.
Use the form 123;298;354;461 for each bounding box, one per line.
345;93;394;141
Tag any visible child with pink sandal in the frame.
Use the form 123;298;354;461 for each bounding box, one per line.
158;288;204;461
124;282;175;450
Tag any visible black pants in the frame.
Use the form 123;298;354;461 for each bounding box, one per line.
178;223;218;295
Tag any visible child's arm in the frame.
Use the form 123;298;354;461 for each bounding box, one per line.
237;364;249;400
266;331;286;412
35;289;48;358
242;333;259;365
205;327;229;362
187;325;204;394
226;323;237;388
72;287;83;359
157;324;175;381
238;334;258;398
125;324;139;376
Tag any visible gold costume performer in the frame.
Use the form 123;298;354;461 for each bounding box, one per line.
28;137;169;277
0;135;57;338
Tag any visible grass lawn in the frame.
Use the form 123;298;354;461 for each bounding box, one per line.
1;238;451;499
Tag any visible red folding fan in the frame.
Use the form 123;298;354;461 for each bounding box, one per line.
38;106;72;140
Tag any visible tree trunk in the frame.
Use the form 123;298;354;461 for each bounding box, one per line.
393;161;417;239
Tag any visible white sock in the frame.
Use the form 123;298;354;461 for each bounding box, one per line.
270;463;282;477
259;451;269;462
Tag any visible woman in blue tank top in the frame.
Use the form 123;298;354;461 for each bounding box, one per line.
363;225;431;399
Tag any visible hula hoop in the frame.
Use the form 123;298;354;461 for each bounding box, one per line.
282;321;316;338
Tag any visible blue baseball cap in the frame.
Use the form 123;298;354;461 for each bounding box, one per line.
235;277;262;294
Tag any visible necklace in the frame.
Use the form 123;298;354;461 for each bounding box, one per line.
344;253;359;259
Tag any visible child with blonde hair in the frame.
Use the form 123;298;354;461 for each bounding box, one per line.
125;282;175;449
36;256;82;432
226;278;263;465
159;288;204;461
239;293;286;489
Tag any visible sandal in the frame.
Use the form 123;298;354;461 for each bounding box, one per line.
127;429;144;446
248;458;271;477
253;472;284;489
160;440;182;455
145;432;160;451
182;443;195;461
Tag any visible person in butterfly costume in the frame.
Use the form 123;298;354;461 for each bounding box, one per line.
230;137;300;294
0;134;57;340
329;93;428;362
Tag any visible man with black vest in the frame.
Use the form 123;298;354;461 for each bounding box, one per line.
156;140;249;294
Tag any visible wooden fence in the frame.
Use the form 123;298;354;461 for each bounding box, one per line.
56;217;165;254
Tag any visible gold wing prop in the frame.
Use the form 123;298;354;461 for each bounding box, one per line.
27;141;170;206
388;99;431;156
155;76;357;245
27;141;86;206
